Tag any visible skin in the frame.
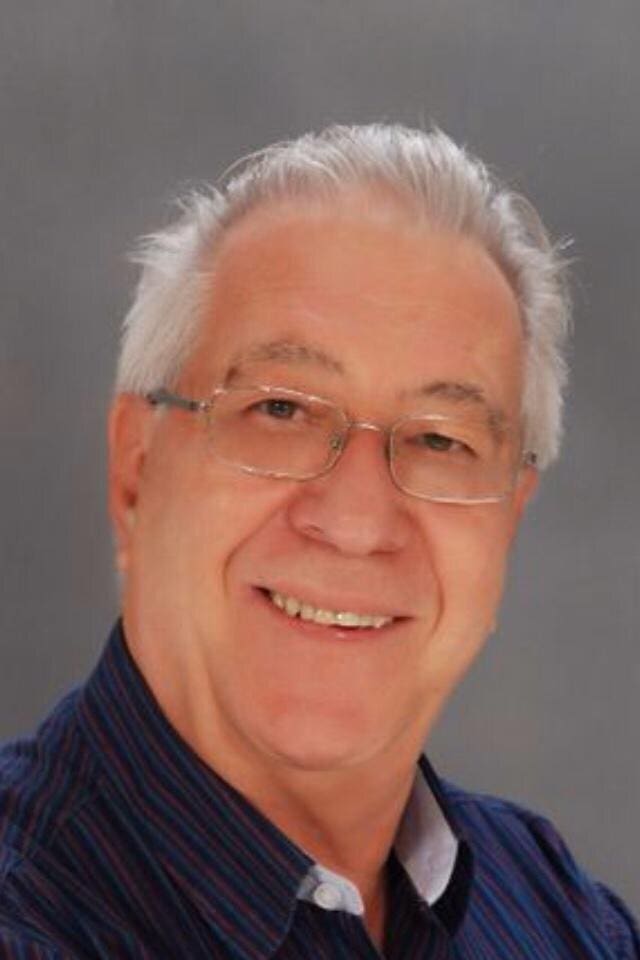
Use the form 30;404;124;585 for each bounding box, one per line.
109;195;537;947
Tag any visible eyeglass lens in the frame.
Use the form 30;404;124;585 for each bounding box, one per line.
203;387;518;501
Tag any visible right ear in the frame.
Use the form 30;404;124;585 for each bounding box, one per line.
108;393;155;574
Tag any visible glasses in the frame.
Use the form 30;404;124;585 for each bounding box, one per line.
146;385;534;505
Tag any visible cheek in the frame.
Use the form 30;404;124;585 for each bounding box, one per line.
428;506;514;620
406;509;516;704
136;463;296;594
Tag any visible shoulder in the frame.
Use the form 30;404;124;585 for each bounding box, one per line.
0;918;77;959
441;780;640;958
441;778;616;880
0;690;101;955
0;689;99;850
442;777;573;848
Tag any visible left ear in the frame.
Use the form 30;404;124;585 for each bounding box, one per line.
508;463;539;540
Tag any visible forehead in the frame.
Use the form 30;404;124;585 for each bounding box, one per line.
207;196;517;316
183;199;524;416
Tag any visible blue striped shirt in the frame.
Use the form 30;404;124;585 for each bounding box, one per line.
0;622;638;958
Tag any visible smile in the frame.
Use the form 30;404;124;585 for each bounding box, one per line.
266;590;395;629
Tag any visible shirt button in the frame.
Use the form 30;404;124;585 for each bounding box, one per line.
312;881;342;910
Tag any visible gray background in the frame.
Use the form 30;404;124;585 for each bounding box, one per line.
1;0;639;916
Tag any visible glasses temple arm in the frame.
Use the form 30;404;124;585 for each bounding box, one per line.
146;388;205;413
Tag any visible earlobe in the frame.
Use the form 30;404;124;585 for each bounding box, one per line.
108;393;154;571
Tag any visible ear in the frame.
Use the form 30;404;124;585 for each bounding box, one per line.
507;463;539;540
108;393;155;574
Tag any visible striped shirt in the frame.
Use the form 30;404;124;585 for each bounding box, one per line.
0;622;637;958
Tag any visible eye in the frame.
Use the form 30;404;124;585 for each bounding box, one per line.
414;431;463;453
257;398;301;419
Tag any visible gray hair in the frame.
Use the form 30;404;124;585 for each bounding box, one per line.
116;123;571;468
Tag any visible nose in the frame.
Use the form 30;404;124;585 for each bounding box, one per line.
287;424;413;556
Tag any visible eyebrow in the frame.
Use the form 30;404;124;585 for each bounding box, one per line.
224;338;344;383
223;337;506;429
406;380;507;434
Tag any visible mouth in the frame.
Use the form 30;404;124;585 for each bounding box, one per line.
256;587;404;637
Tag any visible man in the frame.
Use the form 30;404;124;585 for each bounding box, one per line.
0;124;637;958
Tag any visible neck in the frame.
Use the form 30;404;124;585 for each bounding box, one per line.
195;716;416;947
225;753;414;950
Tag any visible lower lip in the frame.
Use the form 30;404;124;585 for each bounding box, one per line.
253;588;402;643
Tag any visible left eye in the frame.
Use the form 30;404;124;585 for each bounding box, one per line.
414;432;461;452
255;398;302;420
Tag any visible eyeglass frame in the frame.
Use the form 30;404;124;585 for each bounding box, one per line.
146;384;537;505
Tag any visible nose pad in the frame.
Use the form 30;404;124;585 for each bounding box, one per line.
329;432;344;454
324;421;392;486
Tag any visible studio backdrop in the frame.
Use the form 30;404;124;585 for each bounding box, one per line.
1;0;638;915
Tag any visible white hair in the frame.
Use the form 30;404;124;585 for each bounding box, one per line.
116;124;571;468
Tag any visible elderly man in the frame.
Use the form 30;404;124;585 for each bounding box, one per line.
0;124;638;958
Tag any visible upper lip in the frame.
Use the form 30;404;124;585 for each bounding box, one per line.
255;583;410;620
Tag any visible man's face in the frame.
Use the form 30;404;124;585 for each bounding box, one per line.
110;198;536;776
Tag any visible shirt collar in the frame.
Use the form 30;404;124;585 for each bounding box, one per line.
297;767;460;915
78;622;472;956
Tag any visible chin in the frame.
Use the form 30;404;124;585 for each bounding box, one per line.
247;707;396;774
262;739;374;773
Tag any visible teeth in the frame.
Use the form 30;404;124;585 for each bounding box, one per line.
285;596;300;616
300;603;315;621
267;591;393;629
